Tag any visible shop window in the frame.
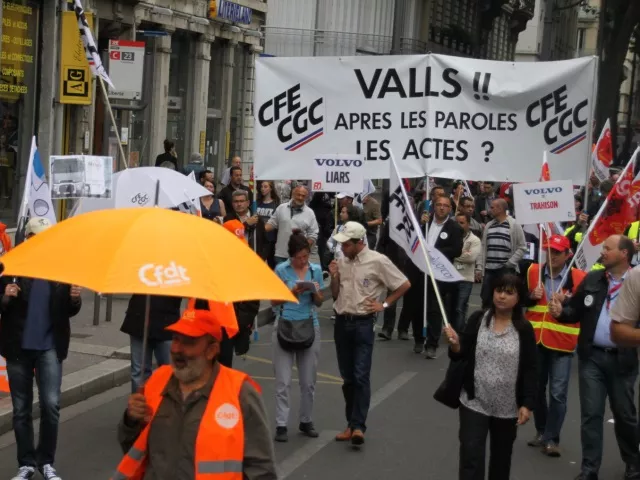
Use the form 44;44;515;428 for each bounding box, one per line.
0;1;40;227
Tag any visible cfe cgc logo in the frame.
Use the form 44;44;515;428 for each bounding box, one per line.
258;83;325;152
138;261;191;288
131;193;149;206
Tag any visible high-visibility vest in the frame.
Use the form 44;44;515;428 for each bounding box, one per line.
628;221;640;241
111;364;261;480
525;264;586;353
0;356;9;393
564;225;583;244
591;262;605;271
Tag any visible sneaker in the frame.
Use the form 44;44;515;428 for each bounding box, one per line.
543;443;561;457
425;346;437;359
40;465;61;480
11;467;35;480
527;433;544;447
398;331;409;340
351;429;365;446
299;422;319;438
413;344;423;354
377;331;392;340
274;426;288;443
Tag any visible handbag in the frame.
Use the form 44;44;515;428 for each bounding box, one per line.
433;357;468;409
276;265;317;351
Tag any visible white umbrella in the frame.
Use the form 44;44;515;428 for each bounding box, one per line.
72;167;210;216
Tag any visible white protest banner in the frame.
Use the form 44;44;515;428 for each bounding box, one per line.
388;156;462;283
311;154;365;193
255;54;597;182
512;180;576;225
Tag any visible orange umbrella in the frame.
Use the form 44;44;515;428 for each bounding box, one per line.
0;208;296;304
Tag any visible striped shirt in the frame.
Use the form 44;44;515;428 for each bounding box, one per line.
485;220;511;270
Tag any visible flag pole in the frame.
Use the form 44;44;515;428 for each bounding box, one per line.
97;76;128;171
538;224;544;286
423;176;429;338
390;153;449;327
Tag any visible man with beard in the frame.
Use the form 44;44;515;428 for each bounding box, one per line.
115;307;276;480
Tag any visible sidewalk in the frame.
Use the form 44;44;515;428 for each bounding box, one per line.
0;285;331;435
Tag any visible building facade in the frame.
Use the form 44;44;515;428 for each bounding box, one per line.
264;0;534;61
515;0;579;61
0;0;264;228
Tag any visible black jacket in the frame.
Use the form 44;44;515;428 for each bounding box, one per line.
376;218;407;269
120;295;182;342
449;310;538;411
0;277;82;361
223;212;267;261
219;185;254;216
309;192;335;239
558;269;639;369
428;217;464;262
154;152;178;170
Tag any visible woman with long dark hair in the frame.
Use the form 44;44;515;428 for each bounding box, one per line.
270;231;323;443
200;179;225;223
444;273;537;480
257;181;280;268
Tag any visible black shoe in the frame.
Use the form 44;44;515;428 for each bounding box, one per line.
625;464;640;480
574;473;598;480
425;346;437;359
274;426;288;442
413;344;423;354
299;422;319;438
398;331;409;340
377;331;392;340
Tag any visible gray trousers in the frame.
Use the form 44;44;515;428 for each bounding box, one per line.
272;325;321;427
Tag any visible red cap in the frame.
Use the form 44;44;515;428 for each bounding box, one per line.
543;234;571;252
165;308;223;340
223;219;248;245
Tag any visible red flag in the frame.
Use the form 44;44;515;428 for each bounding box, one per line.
540;152;551;181
591;120;614;181
589;165;639;245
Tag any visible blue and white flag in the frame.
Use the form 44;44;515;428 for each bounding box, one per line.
73;0;115;89
388;154;462;282
16;137;57;244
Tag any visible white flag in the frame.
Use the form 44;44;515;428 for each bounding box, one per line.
16;137;57;243
388;155;462;282
354;180;376;208
72;0;115;89
187;171;196;182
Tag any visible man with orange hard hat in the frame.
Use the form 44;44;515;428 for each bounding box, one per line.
114;305;276;480
523;234;586;458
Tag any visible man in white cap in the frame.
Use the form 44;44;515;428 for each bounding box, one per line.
328;221;410;446
1;217;83;480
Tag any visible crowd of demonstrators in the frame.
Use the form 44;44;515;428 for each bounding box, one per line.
1;218;82;480
271;232;323;443
219;166;254;214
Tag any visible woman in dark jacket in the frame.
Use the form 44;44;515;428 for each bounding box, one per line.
443;273;537;480
120;294;182;393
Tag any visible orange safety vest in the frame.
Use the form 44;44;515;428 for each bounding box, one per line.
525;264;586;353
111;364;261;480
0;356;9;393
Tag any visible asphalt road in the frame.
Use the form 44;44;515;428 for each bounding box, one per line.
0;298;629;480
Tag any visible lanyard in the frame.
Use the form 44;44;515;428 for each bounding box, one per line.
606;271;629;311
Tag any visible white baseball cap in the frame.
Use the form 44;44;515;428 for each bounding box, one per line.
335;192;354;200
25;217;52;236
333;221;366;243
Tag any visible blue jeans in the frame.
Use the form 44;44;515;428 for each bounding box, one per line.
533;346;572;444
334;315;374;432
6;349;62;468
454;281;474;332
579;348;639;475
129;336;171;393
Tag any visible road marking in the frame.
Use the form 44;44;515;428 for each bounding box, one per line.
278;371;417;479
251;376;341;385
243;354;344;383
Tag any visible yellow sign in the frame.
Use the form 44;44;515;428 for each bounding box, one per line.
199;131;206;157
59;11;94;105
0;2;36;102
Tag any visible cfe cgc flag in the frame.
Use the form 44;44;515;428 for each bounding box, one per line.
72;0;115;89
388;153;462;282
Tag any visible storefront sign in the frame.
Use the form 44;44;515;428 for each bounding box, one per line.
60;11;94;105
199;131;206;157
513;180;576;225
209;0;252;25
1;2;37;102
311;155;365;193
108;39;145;100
